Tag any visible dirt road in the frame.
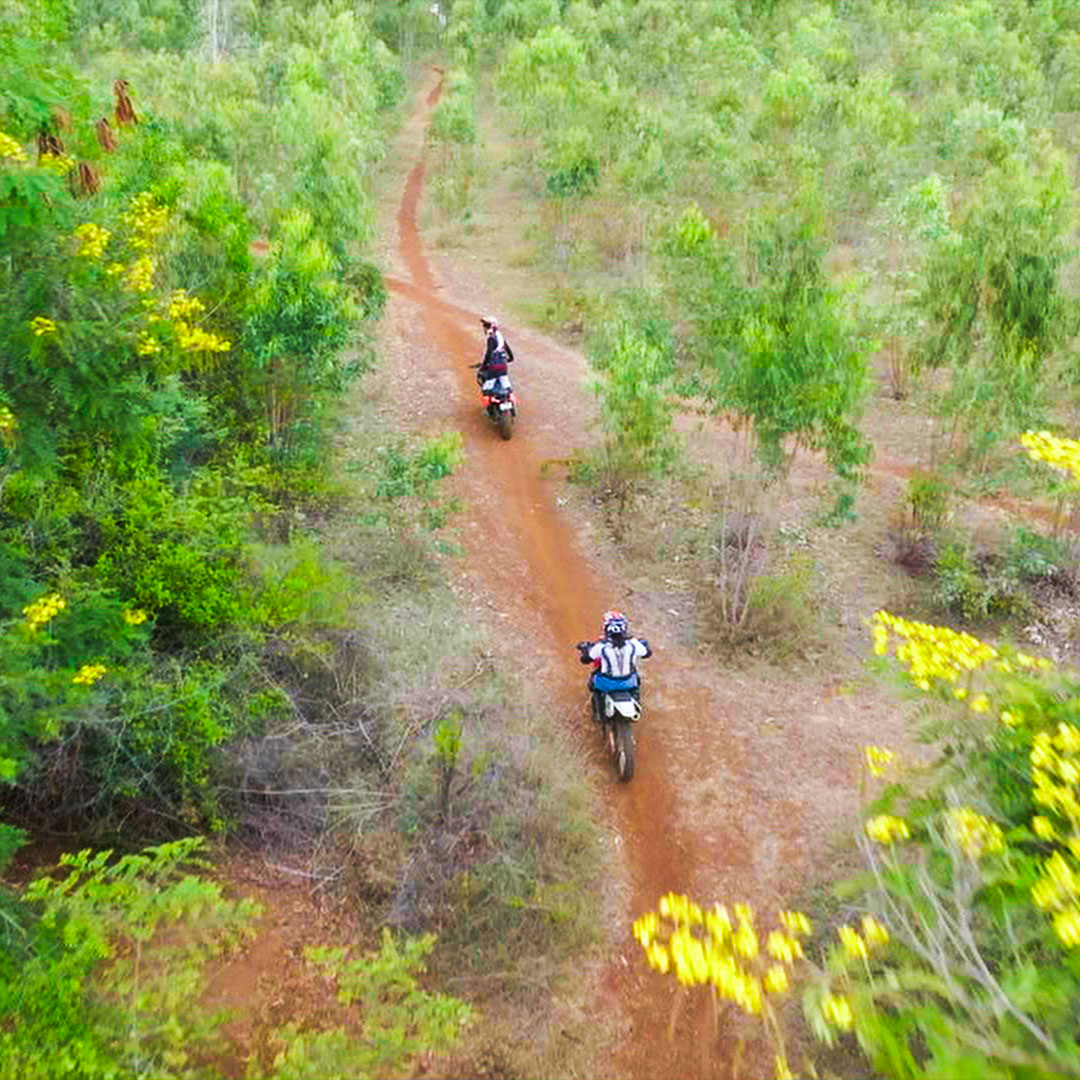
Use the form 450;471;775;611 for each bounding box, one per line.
370;73;916;1080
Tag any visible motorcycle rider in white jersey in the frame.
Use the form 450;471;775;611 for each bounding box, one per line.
576;610;651;720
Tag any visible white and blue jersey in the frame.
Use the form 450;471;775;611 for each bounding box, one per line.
588;638;649;691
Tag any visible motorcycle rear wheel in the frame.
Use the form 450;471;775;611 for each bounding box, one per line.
497;410;514;440
615;719;634;782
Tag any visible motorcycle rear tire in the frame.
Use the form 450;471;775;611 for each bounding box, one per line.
615;719;634;782
498;410;514;440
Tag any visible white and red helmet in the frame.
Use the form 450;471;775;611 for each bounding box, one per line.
481;315;499;331
602;610;628;639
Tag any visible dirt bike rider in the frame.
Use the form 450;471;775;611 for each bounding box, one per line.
477;316;514;387
576;611;652;722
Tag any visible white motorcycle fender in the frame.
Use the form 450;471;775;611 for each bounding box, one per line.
605;696;639;720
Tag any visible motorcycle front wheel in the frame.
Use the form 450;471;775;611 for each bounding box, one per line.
615;719;634;782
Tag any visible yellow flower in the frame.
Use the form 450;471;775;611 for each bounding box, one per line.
135;332;161;357
29;316;57;337
863;745;894;777
23;593;65;630
823;993;854;1030
105;261;125;277
73;222;111;259
870;610;1001;693
865;814;911;845
764;964;790;993
861;914;889;946
1021;430;1080;485
123;191;170;249
838;925;868;961
124;255;156;294
705;904;732;943
0;405;17;434
0;131;27;161
1054;909;1080;947
969;693;990;714
766;930;803;964
171;318;231;353
733;908;759;959
122;608;148;626
779;910;812;936
167;289;206;320
646;940;670;973
72;663;107;686
1056;724;1080;755
1033;852;1079;911
38;152;76;176
947;807;1005;859
774;1055;795;1080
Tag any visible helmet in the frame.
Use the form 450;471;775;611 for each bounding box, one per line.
481;315;499;331
602;610;628;640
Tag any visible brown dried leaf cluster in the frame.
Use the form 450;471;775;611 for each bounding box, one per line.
113;79;137;127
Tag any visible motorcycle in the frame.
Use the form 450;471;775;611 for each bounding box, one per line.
468;363;517;440
575;643;640;782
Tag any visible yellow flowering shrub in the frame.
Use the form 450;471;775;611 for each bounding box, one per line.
124;255;156;294
38;152;76;176
0;404;19;448
167;290;206;320
1020;430;1080;485
632;892;895;1075
0;131;27;161
72;663;107;686
172;320;232;354
23;593;66;631
29;316;57;337
842;601;1080;1077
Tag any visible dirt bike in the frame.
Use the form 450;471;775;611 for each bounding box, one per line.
576;643;640;782
468;363;517;440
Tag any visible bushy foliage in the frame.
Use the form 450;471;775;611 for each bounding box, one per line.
667;199;873;495
0;1;401;833
0;837;259;1079
0;837;471;1080
586;302;678;481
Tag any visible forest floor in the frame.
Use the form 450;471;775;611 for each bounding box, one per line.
197;70;1080;1080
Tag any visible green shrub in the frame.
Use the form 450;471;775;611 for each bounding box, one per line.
1004;526;1077;587
905;467;950;534
933;541;1031;622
